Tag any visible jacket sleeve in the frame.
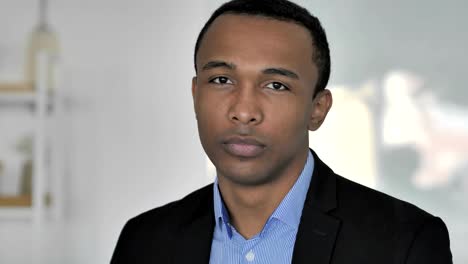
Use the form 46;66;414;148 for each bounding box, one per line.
405;217;453;264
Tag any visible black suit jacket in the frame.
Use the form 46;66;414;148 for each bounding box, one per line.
111;151;452;263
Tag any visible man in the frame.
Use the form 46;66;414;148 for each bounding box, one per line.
111;0;452;263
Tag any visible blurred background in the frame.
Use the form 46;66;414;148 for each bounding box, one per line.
0;0;466;263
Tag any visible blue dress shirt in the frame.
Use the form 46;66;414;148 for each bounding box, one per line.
210;150;314;264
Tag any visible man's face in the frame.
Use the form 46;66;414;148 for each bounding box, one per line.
193;14;331;186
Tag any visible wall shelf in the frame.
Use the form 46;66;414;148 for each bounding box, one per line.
0;53;65;222
0;195;32;207
0;82;34;93
0;85;55;105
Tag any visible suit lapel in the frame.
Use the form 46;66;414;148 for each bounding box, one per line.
292;150;342;264
292;205;341;264
171;186;215;264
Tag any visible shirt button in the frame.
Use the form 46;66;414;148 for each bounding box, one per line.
245;250;255;262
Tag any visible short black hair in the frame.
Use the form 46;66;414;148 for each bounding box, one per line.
194;0;331;95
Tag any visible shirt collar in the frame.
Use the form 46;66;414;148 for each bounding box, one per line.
270;150;314;228
213;150;314;238
213;180;233;238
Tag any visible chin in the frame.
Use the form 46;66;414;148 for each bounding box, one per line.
218;163;278;187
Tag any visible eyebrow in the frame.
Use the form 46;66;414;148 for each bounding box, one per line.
201;60;300;80
202;60;236;71
262;68;299;80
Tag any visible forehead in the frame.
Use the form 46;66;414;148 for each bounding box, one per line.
197;14;317;80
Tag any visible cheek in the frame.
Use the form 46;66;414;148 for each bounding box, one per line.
266;98;309;135
196;92;227;134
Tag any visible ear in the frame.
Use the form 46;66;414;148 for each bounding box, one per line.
192;76;198;119
192;76;198;99
308;89;332;131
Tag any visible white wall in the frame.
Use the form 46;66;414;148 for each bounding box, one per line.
1;0;210;263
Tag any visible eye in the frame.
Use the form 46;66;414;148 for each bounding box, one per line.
266;82;289;91
210;76;233;85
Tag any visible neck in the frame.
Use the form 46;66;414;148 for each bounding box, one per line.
217;149;308;239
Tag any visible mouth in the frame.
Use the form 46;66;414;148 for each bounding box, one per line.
221;136;266;158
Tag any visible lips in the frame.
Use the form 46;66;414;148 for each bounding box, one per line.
222;136;266;158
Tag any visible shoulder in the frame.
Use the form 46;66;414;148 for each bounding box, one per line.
127;183;213;231
311;150;434;223
110;184;214;263
333;175;452;262
335;174;433;223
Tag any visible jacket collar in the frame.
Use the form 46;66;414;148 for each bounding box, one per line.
171;185;215;263
291;149;341;264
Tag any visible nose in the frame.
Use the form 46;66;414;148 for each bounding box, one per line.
228;88;263;126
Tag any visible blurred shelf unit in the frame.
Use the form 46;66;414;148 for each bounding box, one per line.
0;196;33;219
0;53;65;222
0;195;32;207
0;82;33;92
0;83;57;109
0;82;35;104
